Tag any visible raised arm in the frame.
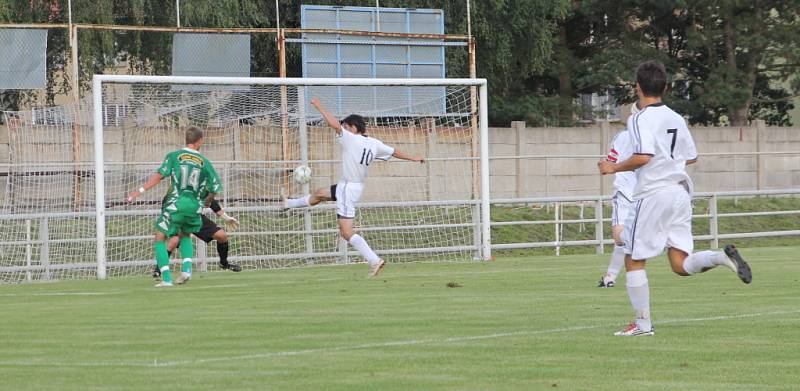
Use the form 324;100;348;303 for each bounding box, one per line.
310;97;342;136
392;149;425;163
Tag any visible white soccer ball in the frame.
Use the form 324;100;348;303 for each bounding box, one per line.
293;165;312;184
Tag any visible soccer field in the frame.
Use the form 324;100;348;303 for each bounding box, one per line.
1;247;798;391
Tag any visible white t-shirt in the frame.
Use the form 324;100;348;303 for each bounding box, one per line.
607;130;636;200
337;128;395;183
627;103;697;199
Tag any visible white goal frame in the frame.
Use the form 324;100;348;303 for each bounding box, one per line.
91;75;491;279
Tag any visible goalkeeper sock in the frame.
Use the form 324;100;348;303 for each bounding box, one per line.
179;236;194;274
287;195;311;208
349;234;380;264
154;241;172;283
217;242;229;266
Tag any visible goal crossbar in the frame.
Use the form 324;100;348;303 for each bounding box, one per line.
93;75;487;87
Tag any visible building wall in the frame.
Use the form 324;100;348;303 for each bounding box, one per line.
489;121;800;198
2;120;799;210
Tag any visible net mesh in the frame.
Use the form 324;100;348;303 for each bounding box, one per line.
0;80;483;283
1;105;96;283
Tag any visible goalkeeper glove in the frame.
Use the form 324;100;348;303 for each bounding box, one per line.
220;213;239;231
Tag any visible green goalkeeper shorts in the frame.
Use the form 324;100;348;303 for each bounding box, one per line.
155;196;202;237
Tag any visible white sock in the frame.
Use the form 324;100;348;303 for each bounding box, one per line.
683;250;728;275
626;270;651;331
182;258;192;276
348;234;380;264
287;195;311;208
605;245;626;283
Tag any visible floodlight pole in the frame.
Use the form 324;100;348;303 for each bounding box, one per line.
176;0;181;28
67;0;82;211
276;0;290;193
67;0;78;100
275;0;280;29
376;0;381;31
466;0;472;39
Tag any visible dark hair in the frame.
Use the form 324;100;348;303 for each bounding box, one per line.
636;61;668;97
186;126;204;144
341;114;366;134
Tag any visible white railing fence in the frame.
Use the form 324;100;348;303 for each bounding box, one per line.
2;188;798;283
490;188;800;254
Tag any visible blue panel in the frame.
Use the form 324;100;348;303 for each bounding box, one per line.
301;5;446;116
172;33;250;77
0;29;47;89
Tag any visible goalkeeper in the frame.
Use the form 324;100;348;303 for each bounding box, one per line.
153;198;242;280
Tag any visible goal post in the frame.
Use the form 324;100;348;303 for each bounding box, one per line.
92;76;108;280
89;75;490;280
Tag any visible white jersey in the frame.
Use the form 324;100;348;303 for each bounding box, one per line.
337;128;395;183
627;103;697;199
607;130;636;201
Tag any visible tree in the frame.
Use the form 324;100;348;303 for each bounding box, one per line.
679;0;799;126
468;0;571;126
559;0;799;126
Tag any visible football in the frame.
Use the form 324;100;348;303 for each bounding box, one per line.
293;165;312;184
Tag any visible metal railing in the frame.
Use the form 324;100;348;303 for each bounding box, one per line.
490;188;800;254
2;188;799;283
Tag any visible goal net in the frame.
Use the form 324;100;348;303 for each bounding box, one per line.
1;105;96;283
0;76;489;283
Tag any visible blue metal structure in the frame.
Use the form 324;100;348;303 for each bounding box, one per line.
300;5;446;116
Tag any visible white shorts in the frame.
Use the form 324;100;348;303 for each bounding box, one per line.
332;181;364;219
611;193;634;227
622;185;694;260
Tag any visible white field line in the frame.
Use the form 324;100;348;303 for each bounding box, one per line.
0;309;797;368
0;292;119;297
176;283;250;290
0;283;252;297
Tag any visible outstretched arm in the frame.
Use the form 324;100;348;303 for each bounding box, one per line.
392;149;425;163
310;97;342;136
126;172;164;202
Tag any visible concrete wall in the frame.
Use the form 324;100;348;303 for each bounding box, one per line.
2;120;799;210
489;120;800;198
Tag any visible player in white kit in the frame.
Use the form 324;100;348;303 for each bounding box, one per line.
598;61;752;336
598;102;639;288
284;97;426;277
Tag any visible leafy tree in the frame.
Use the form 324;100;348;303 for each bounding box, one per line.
678;0;799;126
3;0;797;126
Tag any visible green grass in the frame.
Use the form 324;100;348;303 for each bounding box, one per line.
1;246;799;390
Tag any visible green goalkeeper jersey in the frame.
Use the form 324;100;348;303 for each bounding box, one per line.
157;147;222;206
